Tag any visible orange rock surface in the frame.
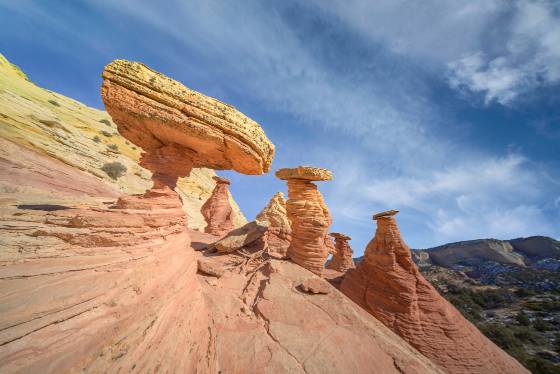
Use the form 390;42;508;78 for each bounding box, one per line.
340;210;529;374
201;176;234;236
326;232;355;272
276;167;333;276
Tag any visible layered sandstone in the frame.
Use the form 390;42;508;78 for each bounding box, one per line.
101;59;274;175
256;191;292;257
0;59;273;372
340;210;529;374
276;166;332;275
326;232;355;272
201;176;234;236
0;53;246;230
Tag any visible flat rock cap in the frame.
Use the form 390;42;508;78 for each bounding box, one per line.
373;210;399;219
329;232;351;240
101;59;275;175
275;166;333;181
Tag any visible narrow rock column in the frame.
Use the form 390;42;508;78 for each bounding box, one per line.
201;176;234;237
276;166;332;276
326;232;355;272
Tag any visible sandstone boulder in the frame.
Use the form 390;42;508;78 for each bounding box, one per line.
276;166;333;276
197;258;226;277
201;176;234;237
340;210;529;374
210;221;268;254
326;232;355;272
256;191;292;257
298;278;331;294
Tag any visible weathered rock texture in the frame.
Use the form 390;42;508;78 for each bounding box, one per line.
0;53;246;230
340;210;529;374
193;236;444;374
326;232;355;272
201;176;234;236
276;167;333;276
256;191;292;257
101;59;274;176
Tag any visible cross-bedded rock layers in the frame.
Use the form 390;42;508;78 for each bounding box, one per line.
201;176;234;237
340;210;529;374
256;191;292;257
326;232;355;272
276;166;332;276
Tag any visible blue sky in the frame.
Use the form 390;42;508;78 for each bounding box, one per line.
1;0;559;255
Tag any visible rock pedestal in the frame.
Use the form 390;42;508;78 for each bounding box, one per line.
201;176;234;237
276;166;332;276
340;210;529;374
326;232;355;272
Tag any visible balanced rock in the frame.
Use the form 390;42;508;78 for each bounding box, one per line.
256;191;291;257
201;176;234;237
340;210;529;374
326;232;355;272
102;60;274;177
276;166;333;276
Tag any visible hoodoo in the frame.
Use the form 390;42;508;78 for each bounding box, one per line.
276;166;332;275
0;59;274;372
201;176;234;237
340;210;529;374
255;191;292;257
326;232;355;272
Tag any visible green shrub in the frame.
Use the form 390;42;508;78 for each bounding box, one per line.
99;119;111;126
92;136;101;143
101;130;113;137
101;162;127;180
516;311;531;326
107;144;119;152
533;317;554;332
48;99;60;107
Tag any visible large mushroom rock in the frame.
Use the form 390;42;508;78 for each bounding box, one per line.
276;166;333;276
201;176;234;237
340;210;529;374
0;60;274;372
255;191;292;257
326;232;355;272
101;59;274;190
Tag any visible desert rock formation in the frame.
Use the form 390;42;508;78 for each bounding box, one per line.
340;210;529;374
0;53;246;230
201;176;234;236
276;166;333;276
256;191;292;257
0;59;273;372
326;232;355;272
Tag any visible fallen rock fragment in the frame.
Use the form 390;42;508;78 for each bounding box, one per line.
298;278;331;294
276;166;333;276
201;176;234;237
340;210;529;374
210;221;268;254
326;232;355;272
197;258;225;278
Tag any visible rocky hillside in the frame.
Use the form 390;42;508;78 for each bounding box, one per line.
411;237;560;373
0;53;246;229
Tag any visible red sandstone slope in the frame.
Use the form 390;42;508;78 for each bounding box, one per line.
340;211;529;374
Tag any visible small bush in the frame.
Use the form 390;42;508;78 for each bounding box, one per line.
48;99;60;107
101;130;113;137
516;311;531;326
99;119;112;126
107;144;119;152
132;146;137;150
533;317;554;332
92;136;101;143
101;162;127;180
